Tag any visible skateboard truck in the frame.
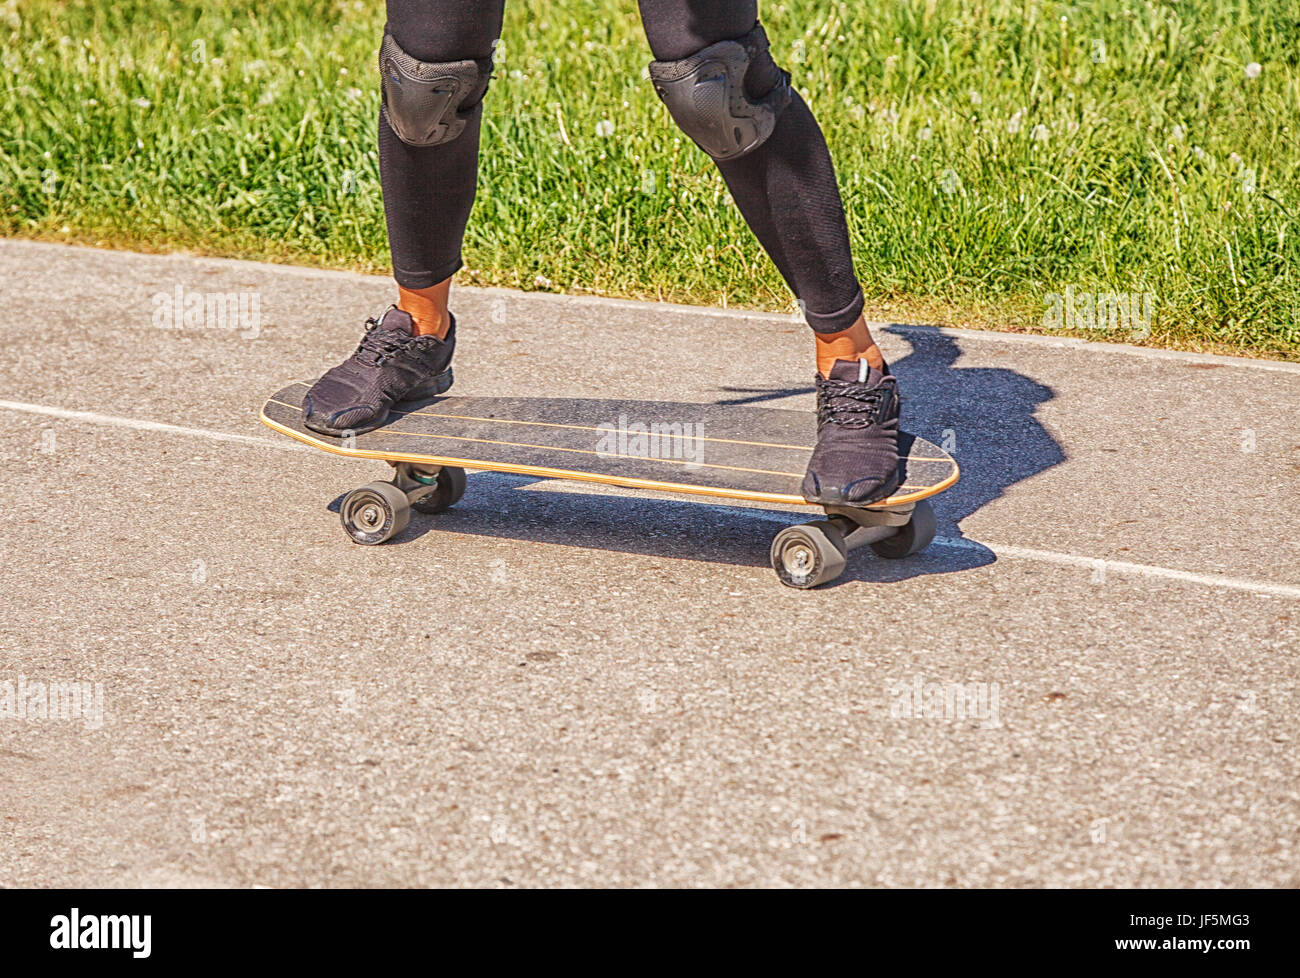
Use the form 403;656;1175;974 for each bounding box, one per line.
769;500;937;589
337;462;468;545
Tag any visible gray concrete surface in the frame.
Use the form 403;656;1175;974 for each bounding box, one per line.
0;237;1296;888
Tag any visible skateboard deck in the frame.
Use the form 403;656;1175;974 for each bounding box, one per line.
260;382;959;587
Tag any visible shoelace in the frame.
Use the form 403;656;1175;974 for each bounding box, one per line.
816;377;895;428
353;318;415;367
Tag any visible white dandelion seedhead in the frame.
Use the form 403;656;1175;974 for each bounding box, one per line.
595;119;614;138
1245;62;1262;79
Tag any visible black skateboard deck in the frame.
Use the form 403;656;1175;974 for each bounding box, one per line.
261;382;959;588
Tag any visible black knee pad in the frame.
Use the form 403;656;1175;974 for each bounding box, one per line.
647;22;792;162
379;32;494;147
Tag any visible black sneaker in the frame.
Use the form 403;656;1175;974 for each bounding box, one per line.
301;306;455;436
801;358;901;506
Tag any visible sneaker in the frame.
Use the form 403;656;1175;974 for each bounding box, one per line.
301;306;455;436
800;358;901;506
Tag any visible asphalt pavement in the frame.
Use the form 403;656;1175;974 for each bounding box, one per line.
0;238;1296;887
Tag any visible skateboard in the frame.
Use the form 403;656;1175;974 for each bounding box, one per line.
260;383;959;588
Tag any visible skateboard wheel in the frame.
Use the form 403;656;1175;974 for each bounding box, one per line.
771;521;848;589
870;499;937;559
340;481;410;545
411;466;467;515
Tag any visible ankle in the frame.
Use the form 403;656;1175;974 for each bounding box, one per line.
396;281;452;339
813;317;883;376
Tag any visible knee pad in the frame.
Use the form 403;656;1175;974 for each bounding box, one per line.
647;22;792;162
379;32;493;147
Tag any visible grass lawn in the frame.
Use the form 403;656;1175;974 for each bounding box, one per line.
2;0;1297;357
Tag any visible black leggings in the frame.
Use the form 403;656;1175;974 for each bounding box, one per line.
381;0;864;333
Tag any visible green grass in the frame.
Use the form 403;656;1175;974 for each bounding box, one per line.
2;0;1297;356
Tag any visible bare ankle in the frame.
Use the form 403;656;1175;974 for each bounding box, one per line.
402;306;450;338
397;281;452;339
813;316;883;376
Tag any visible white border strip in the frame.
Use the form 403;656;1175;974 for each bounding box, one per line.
931;536;1300;599
0;399;304;451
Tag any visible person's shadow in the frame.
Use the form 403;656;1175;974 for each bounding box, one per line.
327;327;1063;586
881;324;1063;530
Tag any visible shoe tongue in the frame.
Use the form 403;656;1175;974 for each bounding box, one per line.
376;306;415;335
826;358;884;385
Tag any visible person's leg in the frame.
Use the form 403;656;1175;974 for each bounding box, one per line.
381;0;505;337
636;0;881;376
638;2;897;505
300;1;503;436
